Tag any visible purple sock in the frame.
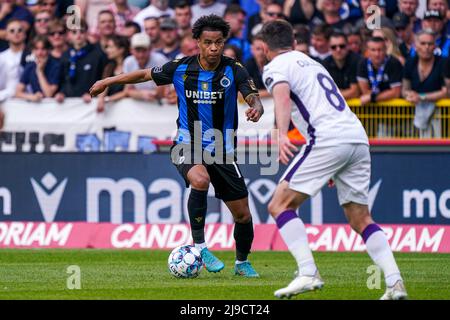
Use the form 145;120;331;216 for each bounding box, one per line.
362;223;402;287
361;223;383;243
275;210;298;229
275;209;317;276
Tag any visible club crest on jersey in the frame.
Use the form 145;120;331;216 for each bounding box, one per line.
182;74;188;81
201;82;209;91
220;76;231;88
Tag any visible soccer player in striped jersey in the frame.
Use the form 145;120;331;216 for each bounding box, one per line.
90;15;264;277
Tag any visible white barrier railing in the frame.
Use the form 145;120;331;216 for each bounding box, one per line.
0;98;275;152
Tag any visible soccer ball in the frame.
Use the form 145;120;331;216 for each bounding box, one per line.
168;245;203;278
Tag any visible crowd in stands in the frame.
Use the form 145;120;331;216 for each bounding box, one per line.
1;0;450;136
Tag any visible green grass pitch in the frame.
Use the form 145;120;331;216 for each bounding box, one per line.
0;249;449;300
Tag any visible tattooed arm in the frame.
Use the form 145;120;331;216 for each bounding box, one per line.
244;93;264;122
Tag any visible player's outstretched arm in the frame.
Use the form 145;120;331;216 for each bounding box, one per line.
244;93;264;122
89;69;153;97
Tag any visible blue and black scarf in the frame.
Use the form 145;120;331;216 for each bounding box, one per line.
68;47;88;80
367;57;388;95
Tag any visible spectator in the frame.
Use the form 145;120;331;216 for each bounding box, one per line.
398;0;421;32
347;28;363;55
19;9;52;67
314;0;352;32
244;34;270;97
133;0;174;30
39;0;58;17
156;17;181;60
293;23;310;39
174;0;192;38
341;0;363;22
402;29;447;137
75;0;113;37
93;10;117;53
109;0;140;36
15;36;60;101
248;1;284;40
223;43;242;61
415;9;450;57
55;0;74;19
176;34;199;58
167;33;200;104
0;19;26;102
56;20;107;103
309;23;332;62
26;1;40;15
323;31;361;99
0;0;34;52
191;0;227;25
164;33;200;104
283;0;315;25
123;21;141;38
123;32;168;102
48;20;68;59
247;0;272;34
224;4;252;62
428;0;450;35
354;0;395;30
372;27;406;65
31;10;52;37
357;36;403;137
144;17;163;50
392;12;414;59
360;26;375;53
97;35;129;112
357;36;402;105
237;0;269;20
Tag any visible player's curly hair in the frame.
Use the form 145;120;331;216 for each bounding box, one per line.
192;14;230;40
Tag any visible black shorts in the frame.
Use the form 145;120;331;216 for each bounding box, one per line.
173;160;249;202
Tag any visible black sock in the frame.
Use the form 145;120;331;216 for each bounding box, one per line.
234;218;254;262
188;189;208;244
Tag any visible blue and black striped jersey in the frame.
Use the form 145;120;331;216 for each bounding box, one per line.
151;55;259;157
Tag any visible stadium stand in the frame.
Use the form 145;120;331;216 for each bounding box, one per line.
0;0;450;142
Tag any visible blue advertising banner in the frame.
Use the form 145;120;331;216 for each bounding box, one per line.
0;152;449;225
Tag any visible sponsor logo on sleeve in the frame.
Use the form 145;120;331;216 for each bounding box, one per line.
265;77;273;87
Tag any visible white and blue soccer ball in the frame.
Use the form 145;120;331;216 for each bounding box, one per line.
168;245;203;278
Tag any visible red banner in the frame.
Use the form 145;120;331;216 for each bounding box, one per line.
0;222;449;253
